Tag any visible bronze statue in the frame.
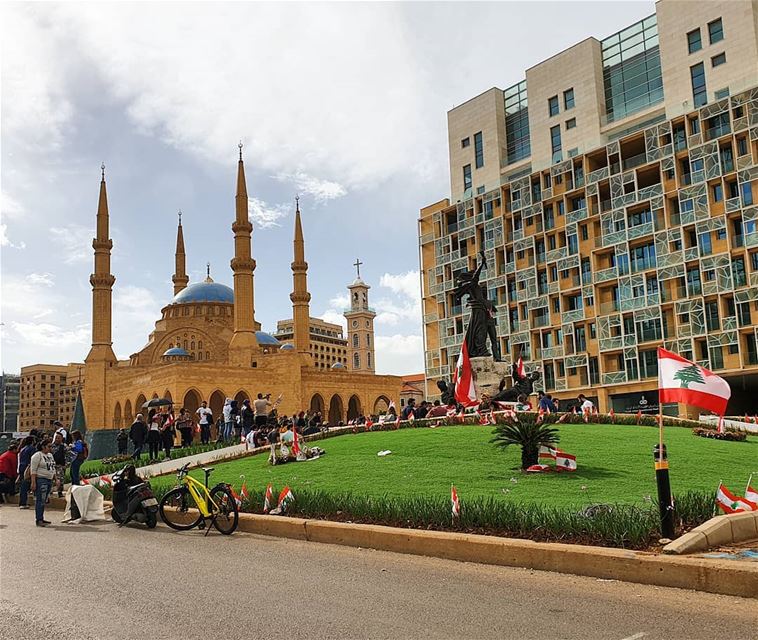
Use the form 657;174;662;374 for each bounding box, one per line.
481;369;542;408
436;379;456;406
454;251;501;360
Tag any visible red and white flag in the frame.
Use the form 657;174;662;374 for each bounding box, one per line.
716;483;756;513
453;338;478;407
476;410;489;425
538;445;557;460
515;356;525;379
365;418;373;431
394;414;401;429
451;485;460;518
609;408;615;422
488;410;497;425
745;483;758;505
292;429;301;456
537;407;545;424
263;483;273;513
658;347;731;416
100;475;112;486
555;451;577;471
240;482;249;502
582;407;589;423
230;486;243;508
408;410;415;423
277;486;295;511
446;406;457;418
636;410;642;424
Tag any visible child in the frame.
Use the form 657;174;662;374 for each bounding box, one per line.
116;428;129;455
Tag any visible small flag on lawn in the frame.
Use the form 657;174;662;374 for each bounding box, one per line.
100;475;112;486
408;410;415;423
394;414;401;429
716;482;757;513
240;482;249;502
451;485;460;518
609;408;615;422
277;486;295;511
537;407;545;424
292;429;301;456
745;483;758;505
555;451;577;471
538;445;557;460
636;410;642;424
263;483;273;513
230;486;243;508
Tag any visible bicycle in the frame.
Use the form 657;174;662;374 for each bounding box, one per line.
159;463;239;535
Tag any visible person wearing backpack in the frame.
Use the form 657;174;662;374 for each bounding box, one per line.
69;430;88;485
51;431;68;498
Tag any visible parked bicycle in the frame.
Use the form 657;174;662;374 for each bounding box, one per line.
159;463;239;535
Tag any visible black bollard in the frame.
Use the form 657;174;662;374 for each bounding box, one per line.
653;443;675;539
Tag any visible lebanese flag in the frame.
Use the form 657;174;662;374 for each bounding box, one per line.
446;406;457;418
636;410;642;424
365;418;373;432
263;483;273;513
555;451;577;471
609;408;615;422
408;410;415;423
658;347;731;415
230;486;243;508
582;407;589;423
745;484;758;505
165;412;175;427
537;407;545;424
453;338;478;407
716;483;757;513
394;414;401;429
451;485;460;518
538;445;557;460
277;486;295;510
292;429;301;456
240;482;249;502
516;356;525;379
489;411;497;425
99;475;112;486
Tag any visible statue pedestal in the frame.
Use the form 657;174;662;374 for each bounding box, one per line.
470;357;510;401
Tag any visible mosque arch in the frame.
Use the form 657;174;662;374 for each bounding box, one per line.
347;395;362;421
124;399;133;424
163;390;173;404
309;393;325;416
113;402;122;429
328;394;344;425
135;393;147;414
234;390;250;406
209;390;225;423
182;388;202;421
373;395;390;414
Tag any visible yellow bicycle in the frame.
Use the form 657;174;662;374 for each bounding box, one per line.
159;463;239;535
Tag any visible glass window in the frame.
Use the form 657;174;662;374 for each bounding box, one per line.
548;95;559;116
687;29;701;53
714;87;729;100
563;88;575;110
474;131;484;169
461;137;470;148
733;257;746;287
565;118;576;130
463;164;472;191
712;184;723;202
708;18;723;44
550;125;562;163
690;62;707;108
699;231;712;256
711;52;726;67
741;182;753;206
505;80;530;164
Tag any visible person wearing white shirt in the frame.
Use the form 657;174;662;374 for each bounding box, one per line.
578;394;594;413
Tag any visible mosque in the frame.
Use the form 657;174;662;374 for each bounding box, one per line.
83;146;402;455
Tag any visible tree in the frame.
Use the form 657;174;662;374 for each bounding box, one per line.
673;364;705;389
490;418;560;469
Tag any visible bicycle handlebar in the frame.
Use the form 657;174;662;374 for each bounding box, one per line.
176;462;191;478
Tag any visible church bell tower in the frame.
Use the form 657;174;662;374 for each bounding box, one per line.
344;259;376;372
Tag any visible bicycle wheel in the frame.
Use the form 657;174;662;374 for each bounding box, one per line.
209;486;239;535
159;487;203;531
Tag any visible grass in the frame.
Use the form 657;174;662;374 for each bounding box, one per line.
150;422;758;509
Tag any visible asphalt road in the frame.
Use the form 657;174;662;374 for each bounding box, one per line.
1;506;756;640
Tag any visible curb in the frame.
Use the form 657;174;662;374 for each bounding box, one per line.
234;513;758;599
11;497;757;598
664;511;758;554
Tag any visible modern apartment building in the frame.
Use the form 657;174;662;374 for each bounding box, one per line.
18;363;85;431
1;374;20;431
274;317;349;370
419;0;758;415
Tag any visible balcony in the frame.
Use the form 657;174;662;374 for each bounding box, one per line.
705;123;732;141
622;152;648;171
532;316;550;328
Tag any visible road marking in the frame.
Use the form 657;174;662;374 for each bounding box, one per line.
620;633;647;640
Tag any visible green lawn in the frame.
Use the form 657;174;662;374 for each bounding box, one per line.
151;423;757;508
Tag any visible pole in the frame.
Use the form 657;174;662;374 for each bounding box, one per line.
747;473;754;496
654;404;675;539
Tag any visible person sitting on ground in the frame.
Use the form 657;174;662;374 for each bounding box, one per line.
514;394;532;412
426;400;448;418
578;394;594;414
415;401;429;419
401;398;416;420
538;392;553;413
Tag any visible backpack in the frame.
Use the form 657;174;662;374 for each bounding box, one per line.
77;441;89;462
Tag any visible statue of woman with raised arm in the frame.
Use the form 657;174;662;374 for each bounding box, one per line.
454;251;494;358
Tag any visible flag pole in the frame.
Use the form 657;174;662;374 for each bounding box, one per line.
747;473;754;497
654;385;675;539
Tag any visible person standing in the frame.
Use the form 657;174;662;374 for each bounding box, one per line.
0;443;19;503
51;431;67;498
69;431;88;486
17;436;37;509
30;439;56;526
222;398;233;442
116;428;129;455
147;415;162;461
129;414;147;460
161;413;175;460
176;408;193;448
254;393;269;431
240;400;254;438
196;401;212;445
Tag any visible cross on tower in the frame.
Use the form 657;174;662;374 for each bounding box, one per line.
353;258;363;279
178;210;182;225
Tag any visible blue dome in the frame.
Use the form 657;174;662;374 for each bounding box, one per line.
163;347;190;356
172;282;234;304
331;361;346;369
280;343;295;351
256;331;281;346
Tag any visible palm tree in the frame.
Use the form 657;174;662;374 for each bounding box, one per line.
490;419;560;469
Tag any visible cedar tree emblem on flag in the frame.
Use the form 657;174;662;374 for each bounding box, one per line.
658;347;731;415
716;482;756;513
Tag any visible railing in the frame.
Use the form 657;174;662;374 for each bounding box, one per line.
622;152;648;170
705;123;731;140
532;316;550;328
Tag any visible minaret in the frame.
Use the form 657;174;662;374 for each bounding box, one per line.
344;259;377;372
172;210;189;296
290;196;312;356
85;164;117;365
84;164;117;433
228;142;259;364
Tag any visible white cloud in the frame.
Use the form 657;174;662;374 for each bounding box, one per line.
380;270;420;301
11;321;90;348
0;223;26;249
26;273;55;287
375;334;424;376
276;171;347;203
373;269;421;327
1;273;58;319
1;190;25;219
49;225;94;264
112;284;163;356
319;310;347;332
247;197;289;229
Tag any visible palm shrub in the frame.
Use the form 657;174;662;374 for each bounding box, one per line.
490;419;560;469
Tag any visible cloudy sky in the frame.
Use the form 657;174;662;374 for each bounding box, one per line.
1;1;652;375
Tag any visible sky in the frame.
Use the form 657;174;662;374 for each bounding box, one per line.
1;1;653;375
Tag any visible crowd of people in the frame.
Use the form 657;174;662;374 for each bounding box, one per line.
0;422;89;527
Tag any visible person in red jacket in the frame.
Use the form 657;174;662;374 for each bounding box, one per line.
0;442;19;502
